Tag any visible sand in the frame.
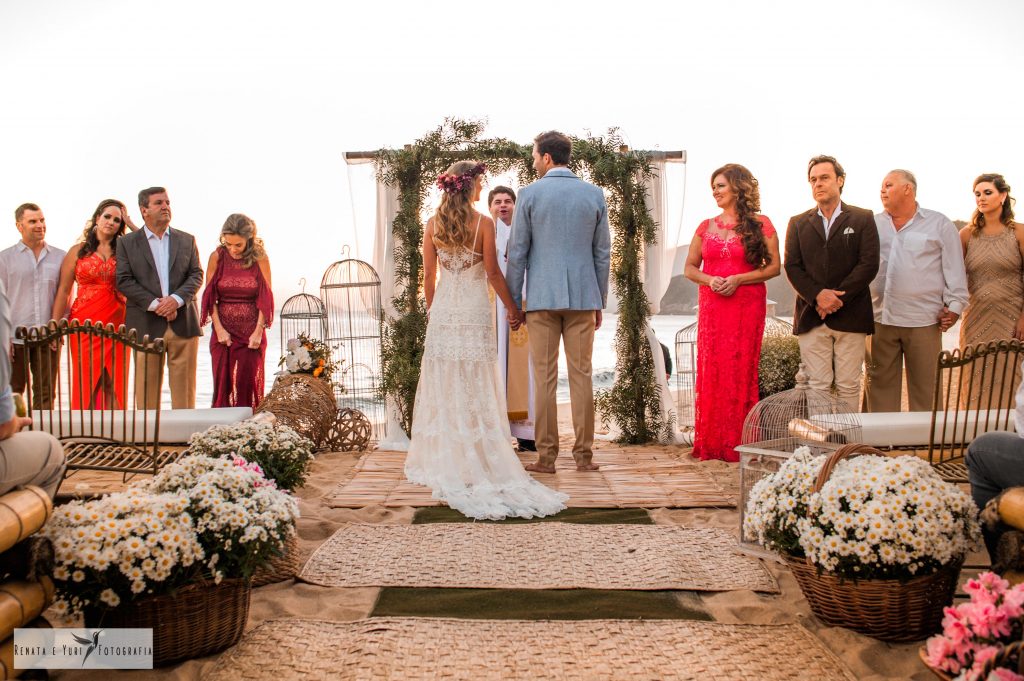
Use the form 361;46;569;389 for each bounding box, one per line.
46;406;950;680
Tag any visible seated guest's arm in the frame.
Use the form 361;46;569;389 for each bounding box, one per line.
115;237;160;311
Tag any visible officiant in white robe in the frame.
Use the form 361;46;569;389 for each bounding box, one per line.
489;186;536;451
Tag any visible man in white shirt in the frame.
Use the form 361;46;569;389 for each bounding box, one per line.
115;187;204;408
489;186;536;452
865;170;968;411
0;203;66;408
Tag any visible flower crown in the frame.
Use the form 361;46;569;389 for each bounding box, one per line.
436;162;487;195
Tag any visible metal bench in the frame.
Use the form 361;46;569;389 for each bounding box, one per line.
16;320;184;477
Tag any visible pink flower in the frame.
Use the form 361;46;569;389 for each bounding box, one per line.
1003;586;1024;619
942;606;973;646
989;669;1024;681
966;573;1009;606
925;636;960;672
966;603;1012;640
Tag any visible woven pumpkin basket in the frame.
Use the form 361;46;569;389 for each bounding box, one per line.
252;533;300;587
255;373;338;450
785;443;963;643
85;577;251;666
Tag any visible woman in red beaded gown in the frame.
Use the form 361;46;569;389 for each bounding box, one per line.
51;199;137;408
683;164;781;461
201;213;274;409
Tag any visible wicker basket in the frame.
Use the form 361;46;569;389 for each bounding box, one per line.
256;373;338;449
920;640;1024;679
252;533;300;587
785;443;964;642
85;577;251;666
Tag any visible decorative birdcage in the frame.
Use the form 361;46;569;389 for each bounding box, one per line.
736;365;862;555
321;248;385;442
278;279;328;350
674;300;795;429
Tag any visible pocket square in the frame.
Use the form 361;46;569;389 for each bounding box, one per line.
843;227;855;235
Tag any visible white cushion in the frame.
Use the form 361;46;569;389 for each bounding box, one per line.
32;407;253;444
814;410;1017;448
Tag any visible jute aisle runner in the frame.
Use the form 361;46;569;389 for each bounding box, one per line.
204;618;856;681
326;448;735;508
299;524;778;592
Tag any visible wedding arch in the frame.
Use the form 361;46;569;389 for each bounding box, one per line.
346;119;684;444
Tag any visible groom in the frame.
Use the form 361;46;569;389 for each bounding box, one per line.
506;131;611;473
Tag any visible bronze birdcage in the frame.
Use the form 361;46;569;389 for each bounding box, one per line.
278;279;328;350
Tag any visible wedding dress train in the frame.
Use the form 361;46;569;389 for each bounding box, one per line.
404;225;568;520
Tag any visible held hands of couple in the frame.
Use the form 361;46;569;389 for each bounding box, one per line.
507;307;525;331
937;306;960;333
815;289;846;319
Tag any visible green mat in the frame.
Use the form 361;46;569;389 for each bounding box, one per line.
412;507;652;525
372;588;709;621
389;508;704;620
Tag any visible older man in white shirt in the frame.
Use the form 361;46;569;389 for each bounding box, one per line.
0;203;66;408
865;170;968;412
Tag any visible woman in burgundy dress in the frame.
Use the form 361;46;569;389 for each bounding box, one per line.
51;199;138;408
683;164;781;461
200;214;274;409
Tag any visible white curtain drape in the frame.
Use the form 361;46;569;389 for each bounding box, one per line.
349;157;410;451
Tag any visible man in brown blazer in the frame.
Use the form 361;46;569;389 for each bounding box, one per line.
784;156;879;412
115;187;204;408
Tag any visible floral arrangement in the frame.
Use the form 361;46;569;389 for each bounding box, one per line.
188;420;314;492
279;332;341;383
744;448;980;580
435;162;486;194
41;454;299;616
925;572;1024;681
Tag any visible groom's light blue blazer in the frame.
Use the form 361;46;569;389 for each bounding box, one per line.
506;167;611;312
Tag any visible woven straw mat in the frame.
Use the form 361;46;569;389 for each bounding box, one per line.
326;448;735;508
204;617;856;681
299;524;778;592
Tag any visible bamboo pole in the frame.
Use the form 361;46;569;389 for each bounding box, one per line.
344;150;686;163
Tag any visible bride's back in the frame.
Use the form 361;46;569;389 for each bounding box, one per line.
432;212;485;274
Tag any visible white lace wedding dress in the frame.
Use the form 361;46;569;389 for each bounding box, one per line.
405;223;568;520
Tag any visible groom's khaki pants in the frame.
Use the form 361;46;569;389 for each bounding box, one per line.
527;310;596;467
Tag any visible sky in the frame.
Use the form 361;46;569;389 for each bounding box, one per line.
1;0;1022;303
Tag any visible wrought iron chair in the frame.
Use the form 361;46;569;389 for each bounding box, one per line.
928;339;1024;482
16;319;184;477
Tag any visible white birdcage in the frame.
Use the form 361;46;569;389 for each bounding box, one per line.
736;365;862;555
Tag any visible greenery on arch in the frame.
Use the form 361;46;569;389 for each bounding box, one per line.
375;118;666;443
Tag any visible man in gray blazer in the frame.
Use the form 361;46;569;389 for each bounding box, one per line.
115;187;204;409
506;131;611;473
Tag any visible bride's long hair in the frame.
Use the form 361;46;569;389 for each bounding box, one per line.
432;160;482;249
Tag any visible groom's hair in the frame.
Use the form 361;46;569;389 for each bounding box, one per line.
138;186;167;208
534;131;572;166
488;186;516;205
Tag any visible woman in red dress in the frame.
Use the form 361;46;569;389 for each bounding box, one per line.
201;214;274;409
51;199;137;408
683;164;781;461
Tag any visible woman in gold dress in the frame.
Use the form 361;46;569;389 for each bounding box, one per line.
958;174;1023;408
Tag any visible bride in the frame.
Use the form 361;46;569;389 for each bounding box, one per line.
405;160;568;520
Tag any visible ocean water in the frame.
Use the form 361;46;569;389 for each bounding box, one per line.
177;313;698;409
